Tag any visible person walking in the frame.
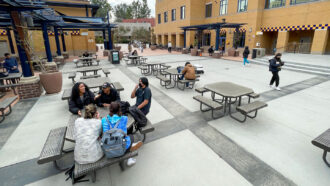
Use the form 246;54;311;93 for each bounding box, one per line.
243;46;250;66
168;41;172;53
269;53;284;91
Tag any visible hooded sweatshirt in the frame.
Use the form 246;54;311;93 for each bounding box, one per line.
182;64;196;80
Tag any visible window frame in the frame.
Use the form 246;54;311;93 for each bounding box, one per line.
265;0;286;9
205;3;212;18
237;0;248;12
180;6;185;20
290;0;319;5
158;14;161;24
172;8;176;21
220;0;228;15
164;11;168;23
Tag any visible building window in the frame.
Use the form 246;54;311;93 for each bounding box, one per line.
180;6;185;19
172;9;176;21
233;32;246;47
158;14;161;24
290;0;318;5
164;12;168;23
265;0;285;8
220;0;228;15
237;0;248;12
205;3;212;18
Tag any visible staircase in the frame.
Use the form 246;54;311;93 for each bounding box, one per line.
250;57;330;76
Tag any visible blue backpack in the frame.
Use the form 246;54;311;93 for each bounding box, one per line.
100;118;127;158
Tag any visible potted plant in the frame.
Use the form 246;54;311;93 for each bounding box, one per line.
37;59;62;94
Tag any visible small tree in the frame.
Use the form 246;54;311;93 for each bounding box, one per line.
90;0;111;18
131;27;150;43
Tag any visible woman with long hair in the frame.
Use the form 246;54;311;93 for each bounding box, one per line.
74;104;103;164
101;102;143;166
69;82;95;115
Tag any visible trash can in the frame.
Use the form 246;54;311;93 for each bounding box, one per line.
252;49;257;59
110;50;120;64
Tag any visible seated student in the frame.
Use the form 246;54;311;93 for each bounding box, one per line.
3;53;19;73
69;82;95;116
131;77;152;116
74;104;103;164
82;51;89;57
180;62;196;87
95;82;120;107
132;50;138;56
102;102;143;166
208;46;214;56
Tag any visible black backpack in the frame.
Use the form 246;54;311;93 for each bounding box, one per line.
129;106;147;128
119;101;130;115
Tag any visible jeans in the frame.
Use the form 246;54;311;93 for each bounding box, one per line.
243;58;249;65
270;71;280;87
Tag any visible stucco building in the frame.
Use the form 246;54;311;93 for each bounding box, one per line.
0;0;99;57
154;0;330;55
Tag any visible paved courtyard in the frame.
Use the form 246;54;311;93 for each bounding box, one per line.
0;52;330;186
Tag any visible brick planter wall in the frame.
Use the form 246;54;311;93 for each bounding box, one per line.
18;77;43;99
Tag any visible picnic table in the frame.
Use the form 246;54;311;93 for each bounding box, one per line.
76;66;102;76
0;72;22;94
163;68;182;88
80;77;124;93
128;55;141;65
65;107;135;142
75;56;98;67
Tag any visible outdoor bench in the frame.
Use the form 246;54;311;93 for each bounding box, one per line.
178;79;199;90
62;89;71;103
247;93;260;103
138;65;149;75
0;84;19;95
156;75;171;87
195;87;209;95
193;95;223;119
312;128;330;167
68;72;76;84
111;82;124;92
0;95;18;123
80;74;101;80
231;101;268;123
102;69;110;77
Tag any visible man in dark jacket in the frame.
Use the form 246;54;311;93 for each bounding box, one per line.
95;82;120;107
269;53;284;91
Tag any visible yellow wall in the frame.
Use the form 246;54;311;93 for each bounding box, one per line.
154;0;330;54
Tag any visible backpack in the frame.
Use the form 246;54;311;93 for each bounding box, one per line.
129;106;147;128
100;118;127;159
119;101;131;115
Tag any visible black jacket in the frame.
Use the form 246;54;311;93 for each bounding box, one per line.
96;88;120;107
69;90;95;114
269;58;284;72
243;49;250;58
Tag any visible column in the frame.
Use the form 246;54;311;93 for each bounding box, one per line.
276;30;289;53
311;29;329;54
215;28;220;50
54;27;61;56
102;29;107;50
108;27;112;50
6;29;15;54
41;23;52;62
61;30;66;52
184;30;186;48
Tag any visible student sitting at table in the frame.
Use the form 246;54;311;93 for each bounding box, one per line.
3;53;19;73
208;46;214;56
74;104;103;164
132;50;138;56
180;62;196;87
102;102;143;166
82;51;89;57
95;82;120;107
69;82;95;116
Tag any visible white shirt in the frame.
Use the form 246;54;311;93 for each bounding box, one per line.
74;118;103;164
168;43;172;47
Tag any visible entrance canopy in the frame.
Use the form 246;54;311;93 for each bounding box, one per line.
181;22;245;50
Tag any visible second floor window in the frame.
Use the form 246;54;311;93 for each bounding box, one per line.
238;0;248;12
158;14;161;24
164;12;168;23
205;3;212;18
290;0;318;5
180;6;185;19
220;0;228;15
172;9;176;21
265;0;286;8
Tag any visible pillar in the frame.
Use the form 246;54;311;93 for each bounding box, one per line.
41;23;52;62
61;30;66;52
54;27;61;56
311;29;329;55
215;28;220;51
276;31;289;53
184;30;186;48
6;29;15;54
108;27;112;50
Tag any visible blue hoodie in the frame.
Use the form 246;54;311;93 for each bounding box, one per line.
4;57;19;73
101;115;131;149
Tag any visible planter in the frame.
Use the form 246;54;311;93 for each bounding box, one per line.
228;48;239;57
191;49;198;56
150;45;157;50
115;46;121;51
39;71;62;94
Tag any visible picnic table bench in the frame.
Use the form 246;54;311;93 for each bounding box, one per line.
312;128;330;167
178;78;199;91
68;72;76;84
0;95;18;123
0;83;19;95
230;101;268;123
102;69;110;77
193;95;223;119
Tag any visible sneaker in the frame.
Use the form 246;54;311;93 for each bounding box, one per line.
269;85;274;89
127;158;136;167
130;141;143;152
275;87;281;91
